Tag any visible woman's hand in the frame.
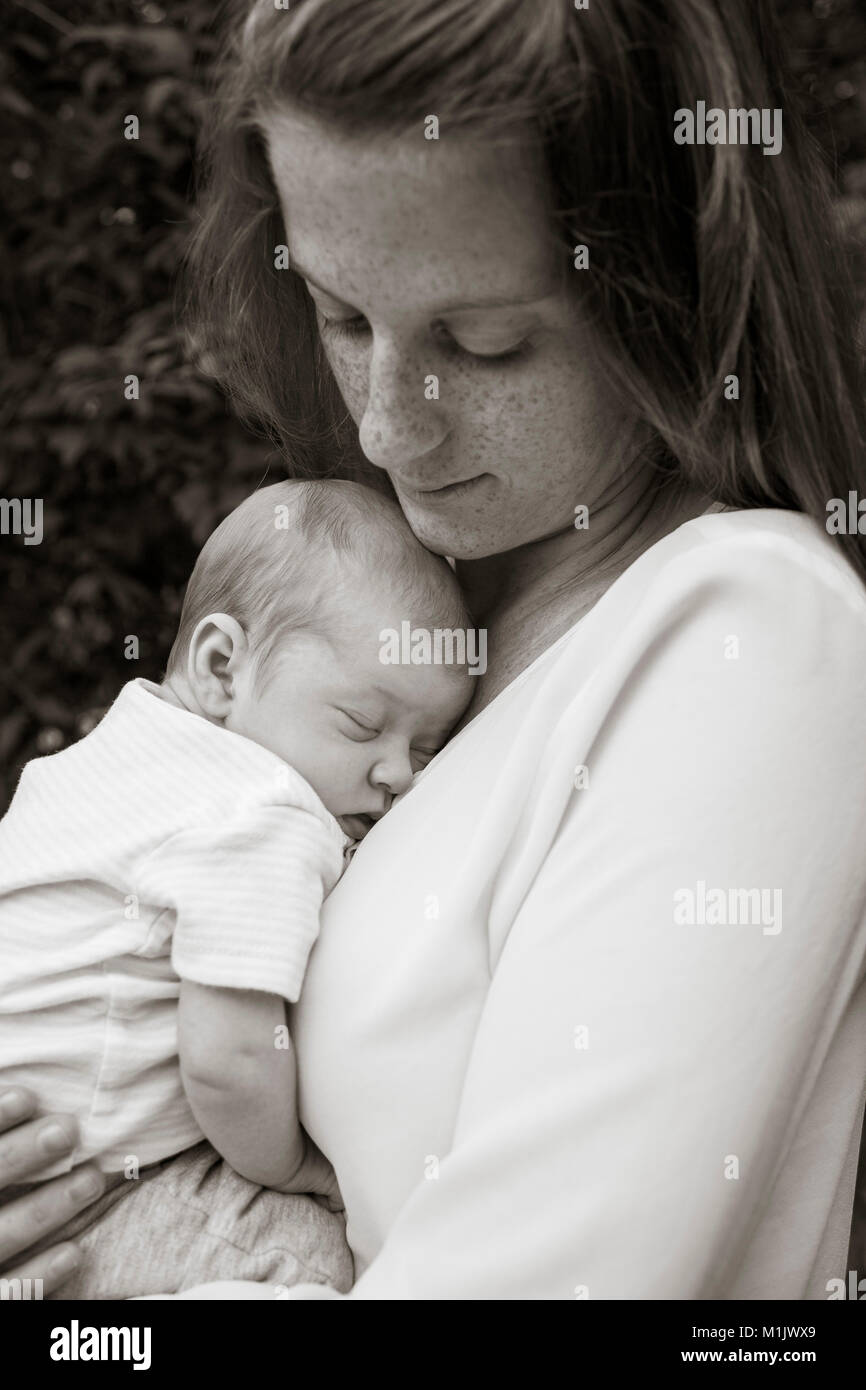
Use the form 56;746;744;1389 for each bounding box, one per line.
0;1087;105;1293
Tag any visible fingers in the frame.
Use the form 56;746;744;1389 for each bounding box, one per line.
0;1090;104;1284
1;1241;82;1295
0;1099;80;1190
0;1087;38;1134
0;1165;105;1267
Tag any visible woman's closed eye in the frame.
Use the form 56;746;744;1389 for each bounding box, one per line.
318;312;529;363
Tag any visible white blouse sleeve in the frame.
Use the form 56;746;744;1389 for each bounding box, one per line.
182;532;866;1300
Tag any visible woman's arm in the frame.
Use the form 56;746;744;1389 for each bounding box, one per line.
0;1089;106;1290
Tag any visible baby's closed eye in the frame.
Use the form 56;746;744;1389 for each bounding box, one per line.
336;708;380;740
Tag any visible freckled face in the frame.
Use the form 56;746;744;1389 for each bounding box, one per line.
262;110;630;561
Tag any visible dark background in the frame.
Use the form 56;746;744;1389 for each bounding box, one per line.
1;0;866;1280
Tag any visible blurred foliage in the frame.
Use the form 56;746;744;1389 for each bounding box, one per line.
0;0;864;813
1;0;274;804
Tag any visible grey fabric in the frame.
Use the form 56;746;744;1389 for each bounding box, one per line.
43;1141;354;1300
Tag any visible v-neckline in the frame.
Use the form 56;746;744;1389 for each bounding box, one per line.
413;502;735;784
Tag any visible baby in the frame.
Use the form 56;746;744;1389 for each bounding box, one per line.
0;479;474;1298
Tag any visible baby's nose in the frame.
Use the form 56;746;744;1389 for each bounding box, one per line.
371;748;414;797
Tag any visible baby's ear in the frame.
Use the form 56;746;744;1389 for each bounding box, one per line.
187;613;248;717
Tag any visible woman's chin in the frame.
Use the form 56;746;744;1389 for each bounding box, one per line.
397;509;501;563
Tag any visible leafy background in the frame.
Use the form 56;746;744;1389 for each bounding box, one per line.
1;0;273;804
2;0;866;1265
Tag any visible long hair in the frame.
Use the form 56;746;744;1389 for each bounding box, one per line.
185;0;866;577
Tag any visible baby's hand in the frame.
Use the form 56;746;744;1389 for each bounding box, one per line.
271;1133;345;1213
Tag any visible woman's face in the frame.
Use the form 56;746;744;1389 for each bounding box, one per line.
263;110;633;561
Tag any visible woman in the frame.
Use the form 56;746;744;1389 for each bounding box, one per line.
2;0;865;1298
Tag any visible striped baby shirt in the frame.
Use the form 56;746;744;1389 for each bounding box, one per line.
0;678;349;1175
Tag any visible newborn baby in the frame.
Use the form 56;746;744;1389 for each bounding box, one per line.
0;479;474;1297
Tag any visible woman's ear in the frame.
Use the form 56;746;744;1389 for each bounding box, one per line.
186;613;249;720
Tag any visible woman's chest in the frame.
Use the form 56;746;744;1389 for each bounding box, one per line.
454;589;600;728
290;647;593;1267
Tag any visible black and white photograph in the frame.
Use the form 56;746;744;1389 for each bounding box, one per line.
2;0;866;1345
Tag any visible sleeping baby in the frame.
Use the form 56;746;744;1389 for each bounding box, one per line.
0;478;474;1298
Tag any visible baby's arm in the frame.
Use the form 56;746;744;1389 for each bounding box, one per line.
137;797;347;1193
177;981;307;1189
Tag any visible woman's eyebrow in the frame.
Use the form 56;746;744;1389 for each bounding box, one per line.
292;262;553;313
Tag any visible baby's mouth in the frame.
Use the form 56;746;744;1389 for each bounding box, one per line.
338;812;378;840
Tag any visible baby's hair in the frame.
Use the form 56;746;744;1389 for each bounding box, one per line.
166;479;472;682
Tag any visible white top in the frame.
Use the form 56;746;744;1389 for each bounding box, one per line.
265;508;866;1301
0;679;347;1174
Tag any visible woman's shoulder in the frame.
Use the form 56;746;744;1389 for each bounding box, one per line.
589;506;866;654
530;505;866;815
657;506;866;618
536;505;866;721
458;507;866;763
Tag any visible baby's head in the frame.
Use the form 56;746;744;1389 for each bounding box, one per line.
165;480;476;837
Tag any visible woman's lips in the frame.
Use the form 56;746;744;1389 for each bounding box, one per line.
398;474;489;503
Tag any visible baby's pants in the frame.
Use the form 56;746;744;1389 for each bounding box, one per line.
36;1141;354;1299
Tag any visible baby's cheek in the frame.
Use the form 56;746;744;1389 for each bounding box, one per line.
326;738;367;796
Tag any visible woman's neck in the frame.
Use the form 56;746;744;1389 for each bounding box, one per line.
455;474;711;628
450;475;715;726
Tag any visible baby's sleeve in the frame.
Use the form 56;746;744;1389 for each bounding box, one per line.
136;799;346;1002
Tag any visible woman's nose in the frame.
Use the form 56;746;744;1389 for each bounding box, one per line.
358;336;446;471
